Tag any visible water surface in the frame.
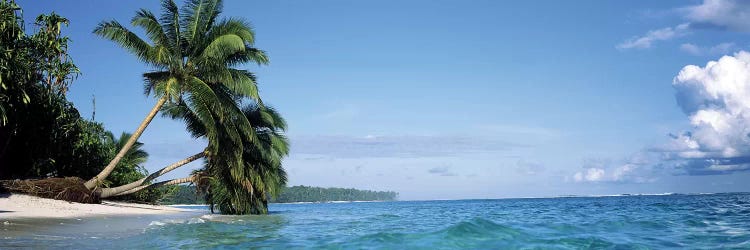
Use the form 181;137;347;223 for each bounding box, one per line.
3;193;750;249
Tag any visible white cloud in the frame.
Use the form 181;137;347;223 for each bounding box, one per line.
682;0;750;32
573;168;605;182
679;42;736;56
618;1;750;51
572;154;658;183
617;23;690;50
604;41;750;179
586;51;750;178
656;51;750;174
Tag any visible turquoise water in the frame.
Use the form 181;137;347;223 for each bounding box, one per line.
3;193;750;249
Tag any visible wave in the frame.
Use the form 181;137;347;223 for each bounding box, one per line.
440;218;523;238
334;218;624;248
334;218;527;245
555;192;678;198
147;217;205;227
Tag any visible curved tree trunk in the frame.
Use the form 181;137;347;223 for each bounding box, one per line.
99;151;205;198
114;175;196;196
84;96;168;190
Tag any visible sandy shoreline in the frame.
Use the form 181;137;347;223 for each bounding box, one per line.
0;193;188;220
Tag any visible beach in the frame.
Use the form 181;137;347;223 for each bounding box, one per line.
0;193;187;220
1;193;204;247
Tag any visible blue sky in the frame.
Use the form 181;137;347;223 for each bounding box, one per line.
18;0;750;200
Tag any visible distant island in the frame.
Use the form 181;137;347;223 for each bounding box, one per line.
162;185;398;204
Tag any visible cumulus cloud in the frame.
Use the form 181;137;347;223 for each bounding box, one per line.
652;51;750;175
679;42;736;56
573;168;605;182
573;159;607;182
682;0;750;32
617;23;690;50
572;155;659;183
580;51;750;181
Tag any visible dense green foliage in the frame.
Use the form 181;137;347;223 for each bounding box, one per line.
0;0;100;179
0;2;78;127
160;185;203;204
273;186;398;203
0;1;165;204
160;185;398;204
171;101;289;214
104;133;173;204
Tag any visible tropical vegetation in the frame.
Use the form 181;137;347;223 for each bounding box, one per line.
273;186;398;203
161;185;399;205
0;0;290;214
0;0;170;203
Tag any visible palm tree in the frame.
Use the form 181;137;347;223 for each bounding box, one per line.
105;132;150;187
115;103;289;215
98;151;204;198
98;85;263;198
85;0;268;190
200;103;289;214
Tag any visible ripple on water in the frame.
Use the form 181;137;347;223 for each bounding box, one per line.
4;193;750;248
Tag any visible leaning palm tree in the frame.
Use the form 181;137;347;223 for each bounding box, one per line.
116;102;289;215
98;84;256;198
201;103;289;214
85;0;268;190
98;150;205;198
105;132;150;187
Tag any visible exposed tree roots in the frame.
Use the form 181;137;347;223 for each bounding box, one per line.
0;177;100;203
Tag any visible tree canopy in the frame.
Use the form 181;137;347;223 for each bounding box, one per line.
161;185;399;204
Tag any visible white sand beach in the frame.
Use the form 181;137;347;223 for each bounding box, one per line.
0;193;187;219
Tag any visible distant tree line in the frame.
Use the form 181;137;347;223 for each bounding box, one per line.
161;185;398;204
273;186;398;203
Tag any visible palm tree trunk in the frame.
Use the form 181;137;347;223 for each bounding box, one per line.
99;151;205;198
84;96;168;190
114;175;196;196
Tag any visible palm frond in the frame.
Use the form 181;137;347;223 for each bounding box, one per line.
93;20;155;64
160;0;182;60
142;71;170;96
198;34;245;64
201;68;259;100
131;9;175;67
206;18;255;45
131;9;169;47
226;46;269;66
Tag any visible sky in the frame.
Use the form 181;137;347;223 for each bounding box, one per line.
17;0;750;200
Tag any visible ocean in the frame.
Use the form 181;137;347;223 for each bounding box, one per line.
3;193;750;249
